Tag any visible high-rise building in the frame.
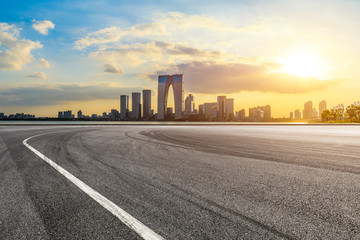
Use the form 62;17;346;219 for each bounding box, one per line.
64;110;72;119
204;103;217;119
238;109;246;119
294;109;301;119
217;96;226;119
289;112;294;119
319;100;327;115
249;107;261;120
58;111;63;118
185;94;194;116
312;108;319;118
198;104;205;115
303;101;313;119
132;92;141;119
157;74;184;120
120;95;129;120
226;98;234;119
263;105;271;120
143;90;152;119
77;110;82;119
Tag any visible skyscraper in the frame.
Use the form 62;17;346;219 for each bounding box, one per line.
77;110;82;119
238;109;246;119
217;96;226;119
204;102;217;119
312;108;319;118
226;98;234;119
198;104;205;115
303;101;313;119
184;94;194;116
120;95;129;120
64;110;72;119
319;100;327;115
294;109;301;119
143;90;152;119
132;92;141;119
157;74;184;120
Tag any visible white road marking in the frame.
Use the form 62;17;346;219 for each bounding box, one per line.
23;133;165;240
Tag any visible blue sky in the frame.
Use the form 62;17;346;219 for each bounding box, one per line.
1;0;359;117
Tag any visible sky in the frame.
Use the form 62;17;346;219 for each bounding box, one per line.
1;0;360;117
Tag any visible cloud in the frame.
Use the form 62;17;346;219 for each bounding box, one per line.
155;12;235;32
87;41;223;69
0;23;42;70
73;11;270;75
32;20;55;35
27;72;47;80
154;41;221;57
129;23;168;37
74;26;125;50
146;61;340;94
37;58;50;68
103;63;123;74
0;83;142;106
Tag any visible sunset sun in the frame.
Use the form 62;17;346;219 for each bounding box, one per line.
281;51;325;78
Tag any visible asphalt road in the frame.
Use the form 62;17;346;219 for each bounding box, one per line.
0;125;359;239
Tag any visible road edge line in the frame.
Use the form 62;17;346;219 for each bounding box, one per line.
23;133;165;240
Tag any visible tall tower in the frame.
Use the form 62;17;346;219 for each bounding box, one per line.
184;94;194;116
303;101;313;119
132;92;141;119
226;98;234;119
120;95;129;120
143;90;152;119
217;96;226;119
77;110;82;119
157;74;184;120
319;100;327;115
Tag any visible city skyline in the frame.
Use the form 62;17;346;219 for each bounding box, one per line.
6;94;357;122
1;0;360;117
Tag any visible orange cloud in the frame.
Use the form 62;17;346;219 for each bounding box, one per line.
148;61;341;94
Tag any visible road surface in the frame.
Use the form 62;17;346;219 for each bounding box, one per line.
0;125;359;239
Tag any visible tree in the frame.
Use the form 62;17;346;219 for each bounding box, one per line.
321;110;330;122
346;104;356;121
355;106;360;122
329;109;337;121
335;108;344;121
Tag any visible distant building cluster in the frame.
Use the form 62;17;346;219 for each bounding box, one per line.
290;100;327;120
198;96;235;121
249;105;271;121
119;89;154;120
58;110;74;119
0;113;35;120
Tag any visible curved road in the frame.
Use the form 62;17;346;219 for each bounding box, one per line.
0;125;359;239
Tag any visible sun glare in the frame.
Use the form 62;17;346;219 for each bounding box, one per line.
281;51;325;78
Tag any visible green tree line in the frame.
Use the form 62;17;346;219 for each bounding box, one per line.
321;104;360;122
